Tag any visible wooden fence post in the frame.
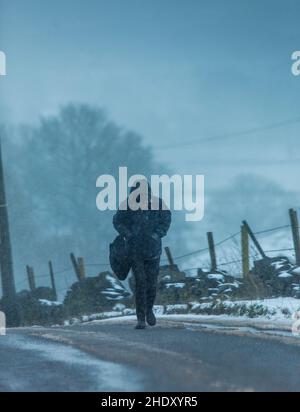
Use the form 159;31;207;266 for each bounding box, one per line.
242;220;266;259
289;208;300;266
70;253;81;281
241;222;261;297
48;260;57;300
164;247;175;266
26;265;36;292
77;257;86;280
241;223;249;279
207;232;217;272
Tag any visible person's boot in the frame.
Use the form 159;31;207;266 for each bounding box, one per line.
135;311;146;329
146;309;156;326
135;319;146;329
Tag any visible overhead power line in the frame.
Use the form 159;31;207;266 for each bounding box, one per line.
154;116;300;150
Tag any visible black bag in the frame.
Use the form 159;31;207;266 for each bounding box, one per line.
109;235;131;280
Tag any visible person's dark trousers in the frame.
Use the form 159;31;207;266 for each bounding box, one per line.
132;257;160;322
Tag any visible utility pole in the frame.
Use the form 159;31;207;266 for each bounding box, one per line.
0;140;19;326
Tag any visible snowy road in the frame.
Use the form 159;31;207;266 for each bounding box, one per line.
1;317;300;392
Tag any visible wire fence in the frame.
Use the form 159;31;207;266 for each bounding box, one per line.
13;217;299;299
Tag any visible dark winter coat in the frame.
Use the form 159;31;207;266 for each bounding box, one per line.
113;195;171;260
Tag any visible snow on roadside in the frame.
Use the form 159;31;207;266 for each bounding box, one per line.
211;297;300;320
39;299;62;307
234;297;300;316
62;297;300;327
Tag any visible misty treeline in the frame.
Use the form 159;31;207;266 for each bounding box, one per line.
1;103;299;295
1;103;190;294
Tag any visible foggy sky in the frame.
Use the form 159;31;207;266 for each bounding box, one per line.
0;0;300;191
